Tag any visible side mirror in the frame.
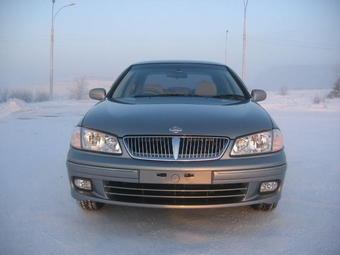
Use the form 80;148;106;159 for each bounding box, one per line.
89;88;106;100
251;89;267;102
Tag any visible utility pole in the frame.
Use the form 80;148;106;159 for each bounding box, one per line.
225;30;228;65
50;0;76;100
50;0;55;100
242;0;249;82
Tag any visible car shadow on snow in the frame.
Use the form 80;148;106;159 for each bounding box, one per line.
74;204;282;243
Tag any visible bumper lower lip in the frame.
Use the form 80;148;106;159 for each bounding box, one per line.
66;158;287;209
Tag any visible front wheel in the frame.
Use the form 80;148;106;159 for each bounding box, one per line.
251;202;278;211
77;200;105;210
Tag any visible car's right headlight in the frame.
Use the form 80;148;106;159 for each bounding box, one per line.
70;127;122;154
231;129;284;156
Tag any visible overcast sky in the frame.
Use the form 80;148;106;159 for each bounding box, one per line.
0;0;339;90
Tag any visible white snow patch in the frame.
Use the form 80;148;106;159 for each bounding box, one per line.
0;98;31;118
260;89;339;112
0;89;339;255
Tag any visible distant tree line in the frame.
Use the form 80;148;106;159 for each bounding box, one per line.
0;76;90;103
327;78;340;98
0;88;49;103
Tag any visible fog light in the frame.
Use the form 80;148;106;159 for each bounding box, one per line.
260;181;278;193
74;178;92;191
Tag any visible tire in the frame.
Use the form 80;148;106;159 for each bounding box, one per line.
251;202;278;211
77;200;105;210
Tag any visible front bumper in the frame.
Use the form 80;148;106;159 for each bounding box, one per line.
66;148;287;209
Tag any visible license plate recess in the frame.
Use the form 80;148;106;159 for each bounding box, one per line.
140;170;212;184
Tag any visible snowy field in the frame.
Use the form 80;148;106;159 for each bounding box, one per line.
1;89;339;255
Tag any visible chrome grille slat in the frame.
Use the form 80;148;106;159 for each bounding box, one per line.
105;192;246;199
104;182;248;206
123;136;229;161
104;185;248;193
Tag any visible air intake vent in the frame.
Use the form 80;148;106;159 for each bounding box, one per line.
104;182;248;206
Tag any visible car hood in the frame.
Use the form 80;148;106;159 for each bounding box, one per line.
81;98;273;139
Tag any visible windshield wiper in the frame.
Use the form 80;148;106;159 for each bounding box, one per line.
155;94;204;97
134;94;204;98
134;93;245;99
212;94;246;100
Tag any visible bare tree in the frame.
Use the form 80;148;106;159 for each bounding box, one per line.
34;90;50;102
69;76;88;100
278;86;289;96
0;88;9;102
10;89;34;103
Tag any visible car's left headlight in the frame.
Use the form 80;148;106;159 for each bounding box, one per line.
71;127;122;154
231;129;283;156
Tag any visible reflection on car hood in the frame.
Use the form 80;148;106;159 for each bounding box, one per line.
82;99;273;138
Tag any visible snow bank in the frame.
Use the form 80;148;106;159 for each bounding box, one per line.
260;89;339;112
0;99;96;119
0;98;30;118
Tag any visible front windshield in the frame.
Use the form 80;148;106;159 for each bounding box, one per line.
111;63;249;100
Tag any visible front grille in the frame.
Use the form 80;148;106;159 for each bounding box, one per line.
123;136;229;161
104;182;247;206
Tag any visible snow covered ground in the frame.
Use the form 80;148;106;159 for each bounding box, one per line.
0;89;339;255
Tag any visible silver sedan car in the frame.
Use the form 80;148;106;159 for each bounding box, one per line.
67;61;287;211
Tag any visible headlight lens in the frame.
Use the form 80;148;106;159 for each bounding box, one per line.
231;129;283;156
70;127;122;154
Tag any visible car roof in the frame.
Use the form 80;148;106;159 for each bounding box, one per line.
132;60;226;67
